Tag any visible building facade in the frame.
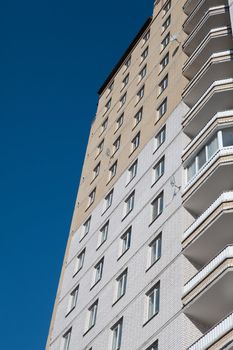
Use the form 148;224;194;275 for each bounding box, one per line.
47;0;233;349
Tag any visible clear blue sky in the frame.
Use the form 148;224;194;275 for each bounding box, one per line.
0;0;154;348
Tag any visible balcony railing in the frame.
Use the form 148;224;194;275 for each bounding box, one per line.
183;5;230;56
184;245;233;296
183;192;233;242
188;311;233;350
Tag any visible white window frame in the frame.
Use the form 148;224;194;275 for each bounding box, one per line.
61;329;72;350
97;139;104;157
142;30;150;45
151;192;164;222
113;136;121;155
92;258;104;286
111;319;123;350
93;162;100;180
146;283;160;321
162;15;171;33
123;191;135;218
148;234;162;268
158;74;168;95
127;159;138;184
104;189;114;212
119;227;131;258
141;46;149;62
160;52;169;71
139;65;147;82
100;118;108;135
136;85;145;103
131;132;140;153
109;161;117;181
87;300;98;330
82;217;91;239
161;32;170;51
88;188;96;207
122;73;129;89
157;98;167;119
67;286;79;314
152;156;165;185
116;113;124;132
115;269;128;302
98;221;109;248
74;248;85;275
155;125;166;151
124;56;131;72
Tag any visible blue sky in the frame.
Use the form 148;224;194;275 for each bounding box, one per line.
0;0;154;348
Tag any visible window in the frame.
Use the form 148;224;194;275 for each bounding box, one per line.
88;188;96;207
104;189;114;212
146;283;160;321
123;191;135;218
105;98;112;113
134;107;143;128
160;52;169;71
136;85;145;103
163;0;171;15
100;118;108;135
141;46;149;62
162;15;171;33
124;56;131;71
142;30;150;45
186;133;219;182
93;162;100;180
151;192;164;222
107;81;114;96
97;139;104;157
61;329;72;350
222;127;233;147
87;300;98;331
115;269;127;302
161;33;170;51
155;126;166;151
109;161;117;181
98;221;109;248
93;258;104;286
122;74;129;89
157;98;167;119
146;341;158;350
139;65;147;82
111;319;123;350
119;227;131;257
131;132;140;153
119;93;127;109
67;286;79;314
153;156;165;184
127;159;138;183
113;136;121;155
116;114;124;132
82;217;91;239
74;249;85;275
148;234;162;268
158;74;168;95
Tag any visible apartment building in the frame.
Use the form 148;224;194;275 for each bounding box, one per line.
46;0;233;349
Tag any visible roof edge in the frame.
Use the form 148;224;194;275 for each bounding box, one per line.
98;17;152;96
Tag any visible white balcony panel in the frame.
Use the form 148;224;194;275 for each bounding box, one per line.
188;312;233;350
183;192;233;266
183;51;233;107
183;78;233;138
183;26;232;80
184;246;233;295
183;6;230;57
183;0;229;34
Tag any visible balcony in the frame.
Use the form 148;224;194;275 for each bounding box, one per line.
183;192;233;266
183;6;230;57
183;145;233;216
183;51;233;107
183;26;232;80
183;246;233;328
183;78;233;138
183;0;229;34
188;311;233;350
183;111;233;162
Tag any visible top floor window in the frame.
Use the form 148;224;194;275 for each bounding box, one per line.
142;30;150;45
163;0;171;15
124;56;131;72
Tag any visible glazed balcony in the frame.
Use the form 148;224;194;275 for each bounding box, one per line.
183;0;229;34
183;192;233;266
183;51;233;107
183;111;233;163
183;78;233;138
183;246;233;329
183;6;230;57
183;26;232;79
183;145;233;216
188;311;233;350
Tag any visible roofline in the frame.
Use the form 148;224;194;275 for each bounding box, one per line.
98;17;152;96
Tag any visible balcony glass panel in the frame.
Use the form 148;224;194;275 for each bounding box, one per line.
223;127;233;147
